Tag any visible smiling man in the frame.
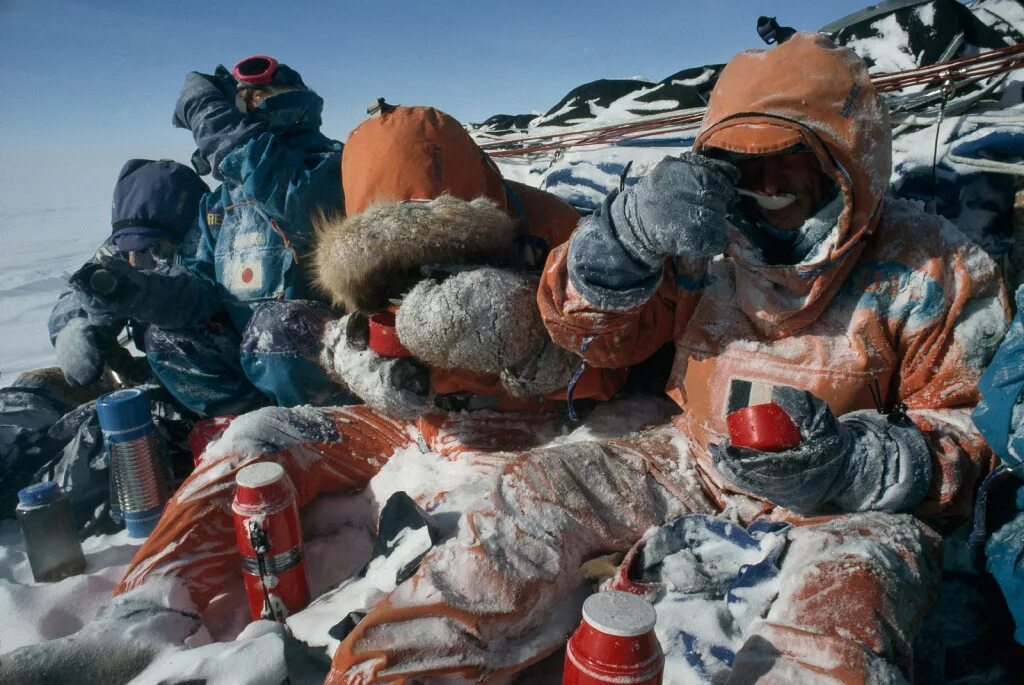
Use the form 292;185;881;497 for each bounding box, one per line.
325;33;1010;683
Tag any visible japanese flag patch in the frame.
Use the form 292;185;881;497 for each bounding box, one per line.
232;262;263;291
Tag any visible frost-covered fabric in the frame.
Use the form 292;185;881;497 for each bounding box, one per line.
396;268;579;398
567;152;739;311
320;316;432;420
145;300;349;417
115;404;561;611
397;269;545;375
541;34;1010;522
712;386;932;514
329;427;940;684
612;515;790;683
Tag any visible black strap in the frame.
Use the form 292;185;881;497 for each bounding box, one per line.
111;218;179;236
434;393;500;412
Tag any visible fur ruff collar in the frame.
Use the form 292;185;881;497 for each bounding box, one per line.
313;194;517;312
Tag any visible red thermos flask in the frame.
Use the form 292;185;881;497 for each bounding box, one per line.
232;461;310;621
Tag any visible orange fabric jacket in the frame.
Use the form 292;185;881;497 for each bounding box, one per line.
539;34;1009;522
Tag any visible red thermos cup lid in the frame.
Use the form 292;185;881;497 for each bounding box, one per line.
368;312;412;357
237;461;284;488
582;590;657;637
234;461;292;510
727;402;802;452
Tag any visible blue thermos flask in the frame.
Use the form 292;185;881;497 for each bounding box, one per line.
96;389;172;537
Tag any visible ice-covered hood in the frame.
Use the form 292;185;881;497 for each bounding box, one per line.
341;106;507;215
694;32;892;336
314;106;518;312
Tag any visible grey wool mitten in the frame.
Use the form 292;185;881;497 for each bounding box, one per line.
321;315;431;420
396;267;578;397
55;318;106;387
568;151;739;310
396;267;546;376
712;386;932;514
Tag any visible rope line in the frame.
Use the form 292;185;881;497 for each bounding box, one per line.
479;43;1024;159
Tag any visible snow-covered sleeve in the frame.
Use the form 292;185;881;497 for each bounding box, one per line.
974;284;1024;468
539;237;696;370
892;220;1011;521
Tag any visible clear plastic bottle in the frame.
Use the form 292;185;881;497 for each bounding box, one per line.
16;482;87;582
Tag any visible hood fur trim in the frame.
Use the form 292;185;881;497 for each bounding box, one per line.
313;195;517;313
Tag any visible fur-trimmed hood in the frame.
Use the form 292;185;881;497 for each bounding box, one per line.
313;194;517;313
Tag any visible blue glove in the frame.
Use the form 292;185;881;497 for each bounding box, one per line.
54;318;105;387
712;386;932;514
172;67;237;130
611;152;740;263
69;256;146;317
568;152;739;309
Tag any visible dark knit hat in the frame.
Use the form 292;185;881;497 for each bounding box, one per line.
110;159;209;252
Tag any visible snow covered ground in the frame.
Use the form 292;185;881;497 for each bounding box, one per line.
0;205;108;384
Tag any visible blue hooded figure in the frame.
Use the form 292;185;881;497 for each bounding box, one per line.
973;283;1024;645
49;158;209;389
77;57;352;416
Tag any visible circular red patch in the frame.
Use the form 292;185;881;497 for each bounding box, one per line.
241;267;254;284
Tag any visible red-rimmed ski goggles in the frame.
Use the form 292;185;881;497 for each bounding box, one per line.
232;55;279;87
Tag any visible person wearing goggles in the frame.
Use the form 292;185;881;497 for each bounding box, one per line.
82;56;349;416
49;159;209;389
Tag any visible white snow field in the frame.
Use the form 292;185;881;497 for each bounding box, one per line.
0;205;108;384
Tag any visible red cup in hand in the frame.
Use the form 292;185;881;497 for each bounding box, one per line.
727;402;801;452
368;312;412;357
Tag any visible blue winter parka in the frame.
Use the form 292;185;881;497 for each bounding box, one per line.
187;89;344;331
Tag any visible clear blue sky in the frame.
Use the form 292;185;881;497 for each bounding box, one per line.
1;0;876;216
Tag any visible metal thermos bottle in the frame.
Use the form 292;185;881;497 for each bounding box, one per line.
232;461;310;622
563;591;664;685
16;482;87;582
96;388;171;538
